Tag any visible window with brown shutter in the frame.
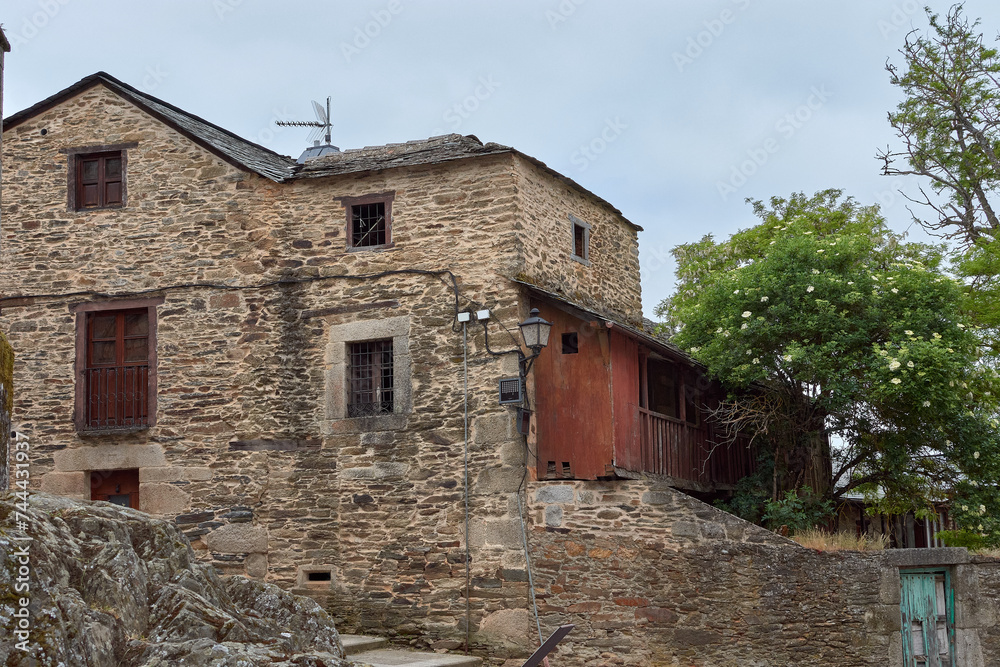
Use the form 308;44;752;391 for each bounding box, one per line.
84;309;150;429
91;469;140;508
569;214;591;265
76;152;123;209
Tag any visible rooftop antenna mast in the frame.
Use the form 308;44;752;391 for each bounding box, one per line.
276;96;333;145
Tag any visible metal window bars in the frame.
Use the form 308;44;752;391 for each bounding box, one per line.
351;202;387;247
348;340;394;417
85;365;149;429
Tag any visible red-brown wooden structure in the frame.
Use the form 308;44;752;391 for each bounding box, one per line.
532;298;755;491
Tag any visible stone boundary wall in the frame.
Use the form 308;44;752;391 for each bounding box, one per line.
0;331;11;491
525;479;1000;666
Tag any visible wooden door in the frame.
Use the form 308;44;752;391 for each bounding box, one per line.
900;570;955;667
91;469;140;509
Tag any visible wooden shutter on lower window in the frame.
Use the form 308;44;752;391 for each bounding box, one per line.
85;309;149;429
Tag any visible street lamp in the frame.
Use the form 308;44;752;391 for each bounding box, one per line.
519;308;552;352
517;308;552;376
512;307;552;436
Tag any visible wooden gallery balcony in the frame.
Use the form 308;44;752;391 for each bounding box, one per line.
532;298;755;493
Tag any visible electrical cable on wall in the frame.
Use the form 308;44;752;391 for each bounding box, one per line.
0;267;463;316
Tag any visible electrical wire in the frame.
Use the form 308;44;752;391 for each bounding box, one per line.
0;268;465;322
481;319;522;359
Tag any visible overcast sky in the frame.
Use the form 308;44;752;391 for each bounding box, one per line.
5;1;1000;318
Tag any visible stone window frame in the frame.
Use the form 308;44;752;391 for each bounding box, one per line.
61;142;138;212
339;191;395;252
569;214;591;266
72;296;163;433
325;315;411;433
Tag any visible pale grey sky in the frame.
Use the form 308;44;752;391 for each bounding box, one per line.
5;1;1000;317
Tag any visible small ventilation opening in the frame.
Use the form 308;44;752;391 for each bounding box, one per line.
562;332;579;354
547;461;557;478
307;571;332;582
561;462;573;479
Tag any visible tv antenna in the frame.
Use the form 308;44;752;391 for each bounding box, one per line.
276;96;333;145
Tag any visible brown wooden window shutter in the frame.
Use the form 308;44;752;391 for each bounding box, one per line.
76;152;123;209
84;309;150;429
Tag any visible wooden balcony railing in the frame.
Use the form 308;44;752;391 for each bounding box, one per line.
637;406;753;486
84;365;149;430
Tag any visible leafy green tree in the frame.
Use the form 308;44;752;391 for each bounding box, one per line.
879;5;1000;244
659;190;1000;542
880;5;1000;362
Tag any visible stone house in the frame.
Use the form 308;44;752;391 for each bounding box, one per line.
5;72;1000;665
0;71;748;652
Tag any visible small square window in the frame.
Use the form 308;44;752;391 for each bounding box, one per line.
297;566;335;588
562;332;579;354
351;202;387;247
348;340;394;417
76;152;124;210
569;215;590;265
342;192;394;249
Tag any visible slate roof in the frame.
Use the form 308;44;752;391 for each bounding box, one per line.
295;133;510;178
0;27;10;53
297;133;639;230
3;72;298;182
2;72;640;229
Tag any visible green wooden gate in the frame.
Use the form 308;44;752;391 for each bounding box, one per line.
900;569;955;667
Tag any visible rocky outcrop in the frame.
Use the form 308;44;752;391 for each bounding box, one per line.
0;493;348;666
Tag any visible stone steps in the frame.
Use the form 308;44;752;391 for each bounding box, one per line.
342;634;482;667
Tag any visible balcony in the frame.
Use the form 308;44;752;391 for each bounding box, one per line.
637;406;753;487
84;365;149;430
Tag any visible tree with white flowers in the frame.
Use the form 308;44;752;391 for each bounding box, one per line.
659;190;1000;545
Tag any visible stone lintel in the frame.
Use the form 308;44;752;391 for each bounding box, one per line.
54;443;167;472
887;547;970;568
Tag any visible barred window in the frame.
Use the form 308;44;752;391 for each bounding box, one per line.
348;340;394;417
351;202;388;247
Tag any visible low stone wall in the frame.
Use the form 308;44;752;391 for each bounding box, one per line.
0;331;11;491
525;479;1000;667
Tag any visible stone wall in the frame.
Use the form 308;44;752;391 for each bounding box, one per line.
0;81;627;649
524;479;1000;666
0;330;11;491
1;26;8;235
513;155;642;325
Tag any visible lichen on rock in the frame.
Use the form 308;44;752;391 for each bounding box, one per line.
0;492;348;666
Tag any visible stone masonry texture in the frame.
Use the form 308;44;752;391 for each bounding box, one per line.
0;331;11;491
527;479;1000;666
5;77;1000;666
0;80;638;658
